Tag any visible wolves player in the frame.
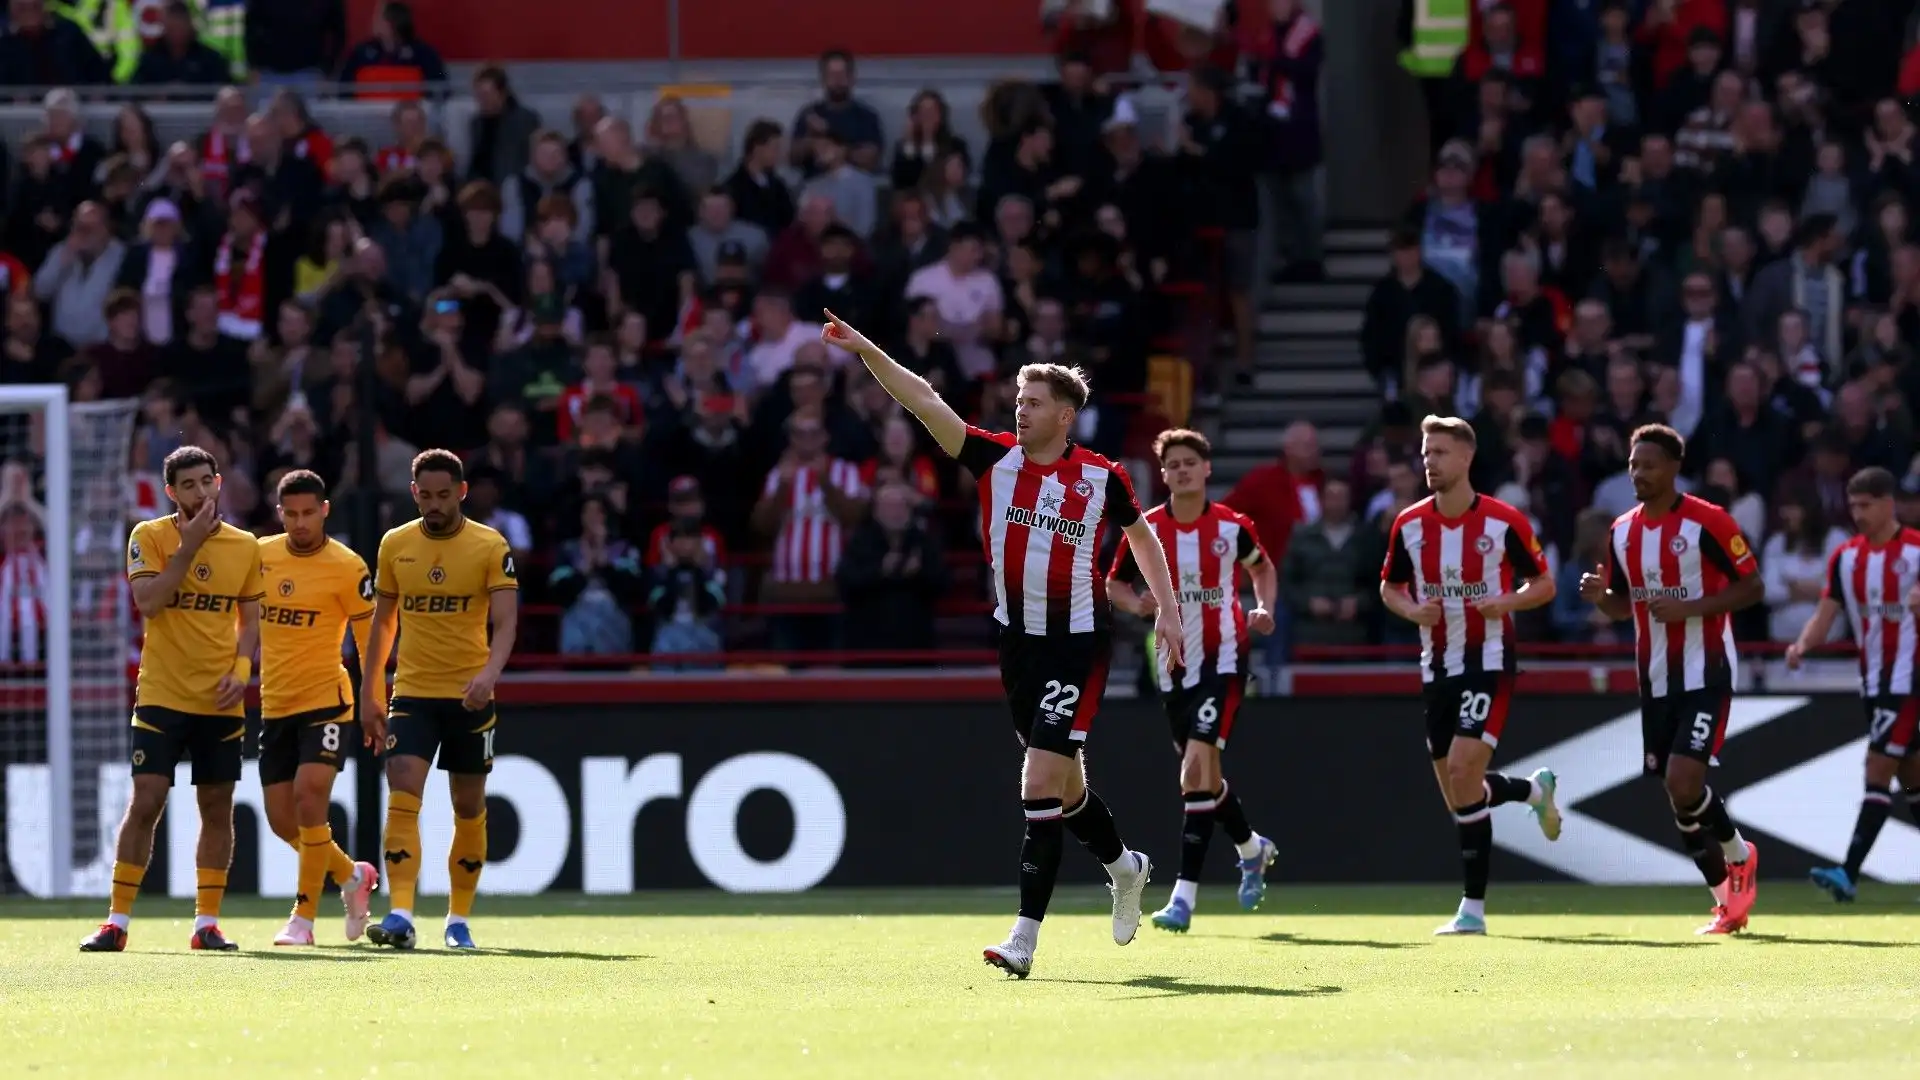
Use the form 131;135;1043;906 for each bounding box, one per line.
1786;467;1920;900
360;451;519;950
1380;417;1562;936
257;471;380;945
1108;429;1280;931
1581;425;1763;935
821;310;1183;979
83;447;262;952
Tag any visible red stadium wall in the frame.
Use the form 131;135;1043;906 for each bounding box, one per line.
347;0;1051;62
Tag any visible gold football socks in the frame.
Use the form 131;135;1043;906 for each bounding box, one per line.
447;813;487;919
383;791;423;913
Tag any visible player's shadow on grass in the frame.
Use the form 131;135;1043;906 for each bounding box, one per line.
1510;933;1704;949
240;947;651;962
1259;932;1424;950
474;947;652;961
1739;933;1915;949
1035;975;1343;1000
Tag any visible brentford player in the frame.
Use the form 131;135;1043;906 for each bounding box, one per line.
1581;425;1764;935
821;310;1183;979
1108;429;1279;933
1380;416;1562;936
1787;467;1920;901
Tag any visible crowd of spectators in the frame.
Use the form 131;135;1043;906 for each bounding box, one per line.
0;0;1336;663
1321;0;1920;652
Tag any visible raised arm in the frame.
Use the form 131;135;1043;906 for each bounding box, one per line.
821;310;967;456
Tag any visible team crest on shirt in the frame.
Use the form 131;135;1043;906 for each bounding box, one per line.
1668;536;1689;554
428;566;446;585
1896;559;1913;577
194;563;211;581
131;749;145;766
1073;479;1094;499
1211;536;1232;557
1475;535;1496;554
278;579;294;598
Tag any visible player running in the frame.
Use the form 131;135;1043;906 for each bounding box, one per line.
359;450;519;950
256;471;380;946
1785;467;1920;901
82;447;263;952
1107;429;1280;932
821;309;1182;980
1581;425;1763;935
1379;416;1562;936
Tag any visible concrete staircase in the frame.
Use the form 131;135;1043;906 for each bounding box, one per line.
1206;225;1390;498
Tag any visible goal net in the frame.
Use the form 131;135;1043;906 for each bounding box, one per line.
0;390;140;897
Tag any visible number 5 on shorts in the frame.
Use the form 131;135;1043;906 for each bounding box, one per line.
1689;712;1714;752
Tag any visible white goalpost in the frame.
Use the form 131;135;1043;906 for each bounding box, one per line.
0;387;140;898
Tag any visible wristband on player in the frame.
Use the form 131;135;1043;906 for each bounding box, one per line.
230;657;252;683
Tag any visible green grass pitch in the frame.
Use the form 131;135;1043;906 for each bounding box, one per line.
4;884;1918;1077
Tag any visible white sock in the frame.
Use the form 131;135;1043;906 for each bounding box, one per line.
1458;898;1485;920
287;914;313;930
1722;833;1750;864
106;912;129;930
1171;879;1198;909
1233;835;1265;861
345;866;363;891
1103;849;1140;879
391;907;413;924
1526;778;1543;804
193;915;218;930
1012;915;1041;942
1710;881;1729;906
445;914;468;928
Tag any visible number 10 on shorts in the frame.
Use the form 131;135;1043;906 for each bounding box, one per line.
481;728;496;760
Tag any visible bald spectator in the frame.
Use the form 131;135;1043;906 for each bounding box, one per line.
1224;421;1326;567
763;192;839;291
32;202;125;348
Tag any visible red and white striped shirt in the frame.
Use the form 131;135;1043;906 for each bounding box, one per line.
0;549;49;664
1608;494;1757;698
1826;528;1920;698
762;459;864;584
1383;495;1546;683
957;426;1142;636
1110;500;1265;690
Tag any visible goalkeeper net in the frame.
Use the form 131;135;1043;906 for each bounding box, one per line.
0;391;139;897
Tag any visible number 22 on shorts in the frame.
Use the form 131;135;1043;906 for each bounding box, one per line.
1039;680;1080;717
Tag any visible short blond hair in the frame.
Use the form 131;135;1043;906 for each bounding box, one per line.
1420;414;1476;449
1017;363;1091;410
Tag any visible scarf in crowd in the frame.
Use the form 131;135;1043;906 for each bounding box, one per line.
1262;13;1321;120
0;550;48;664
215;231;268;339
46;131;83;166
201;127;251;199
